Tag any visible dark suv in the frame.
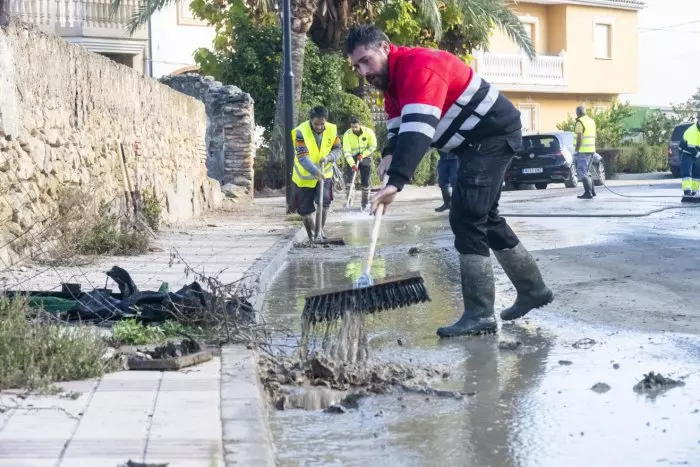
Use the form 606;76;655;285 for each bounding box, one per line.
668;122;692;178
504;132;605;190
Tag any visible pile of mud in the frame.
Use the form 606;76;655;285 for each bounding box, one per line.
258;353;461;412
268;305;462;412
633;372;685;396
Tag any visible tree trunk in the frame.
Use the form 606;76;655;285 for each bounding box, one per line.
263;0;318;188
332;0;348;48
267;31;308;187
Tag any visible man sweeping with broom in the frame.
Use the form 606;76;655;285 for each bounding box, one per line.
343;116;378;211
293;106;343;242
344;25;555;338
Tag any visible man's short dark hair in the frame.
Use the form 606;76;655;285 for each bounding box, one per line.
310;106;329;120
344;24;390;56
349;116;360;124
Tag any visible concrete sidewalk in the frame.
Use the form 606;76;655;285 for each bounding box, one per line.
0;196;300;467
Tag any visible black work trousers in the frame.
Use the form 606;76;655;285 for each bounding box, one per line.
346;156;372;188
448;131;522;257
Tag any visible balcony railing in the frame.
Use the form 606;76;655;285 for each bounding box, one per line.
6;0;146;39
475;51;567;89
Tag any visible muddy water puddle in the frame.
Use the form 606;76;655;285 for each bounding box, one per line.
262;213;700;466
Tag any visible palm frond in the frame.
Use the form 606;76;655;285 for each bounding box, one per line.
110;0;175;35
415;0;443;41
253;0;275;14
455;0;535;59
491;0;535;58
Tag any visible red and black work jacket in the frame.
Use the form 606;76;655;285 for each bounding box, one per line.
382;44;522;190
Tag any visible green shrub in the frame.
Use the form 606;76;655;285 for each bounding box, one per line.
329;93;375;132
0;297;111;390
616;144;667;173
598;148;621;177
411;150;439;186
254;148;286;191
556;100;633;148
73;202;150;256
140;188;162;231
111;319;187;345
299;92;375;133
369;123;388;187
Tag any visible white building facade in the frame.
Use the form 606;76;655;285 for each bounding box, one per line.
6;0;215;78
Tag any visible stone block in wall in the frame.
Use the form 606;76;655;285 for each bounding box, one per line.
160;73;255;200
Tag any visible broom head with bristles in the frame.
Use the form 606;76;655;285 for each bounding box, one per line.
302;271;430;325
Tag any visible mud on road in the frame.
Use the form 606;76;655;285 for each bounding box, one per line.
260;181;700;466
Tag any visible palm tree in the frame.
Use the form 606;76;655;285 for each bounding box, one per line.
266;0;318;169
311;0;534;57
452;0;535;57
114;0;322;169
116;0;534;179
309;0;533;102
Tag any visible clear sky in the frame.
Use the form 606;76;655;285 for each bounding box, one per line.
621;0;700;107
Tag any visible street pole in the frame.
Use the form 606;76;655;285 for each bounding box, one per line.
0;0;9;26
282;0;296;213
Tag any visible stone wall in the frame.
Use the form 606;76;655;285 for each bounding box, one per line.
160;74;255;198
0;20;222;267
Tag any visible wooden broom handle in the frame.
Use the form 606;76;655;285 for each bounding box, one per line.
363;203;384;276
363;174;390;275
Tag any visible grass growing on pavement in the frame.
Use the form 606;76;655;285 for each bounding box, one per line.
72;202;151;256
37;189;152;265
111;319;189;345
140;188;163;232
0;297;112;390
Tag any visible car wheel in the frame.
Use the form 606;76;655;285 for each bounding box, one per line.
535;183;548;190
564;167;578;188
504;182;518;191
593;161;606;186
671;166;681;178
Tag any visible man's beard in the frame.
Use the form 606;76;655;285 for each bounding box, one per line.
366;63;390;91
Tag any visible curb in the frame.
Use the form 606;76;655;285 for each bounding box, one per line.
220;224;305;467
246;225;308;313
220;345;277;467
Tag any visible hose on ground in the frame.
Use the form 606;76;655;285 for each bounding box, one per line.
599;180;679;199
501;204;700;218
501;176;700;218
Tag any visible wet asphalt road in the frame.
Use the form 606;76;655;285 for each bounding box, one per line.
262;179;700;467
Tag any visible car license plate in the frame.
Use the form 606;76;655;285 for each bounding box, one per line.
522;168;543;174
